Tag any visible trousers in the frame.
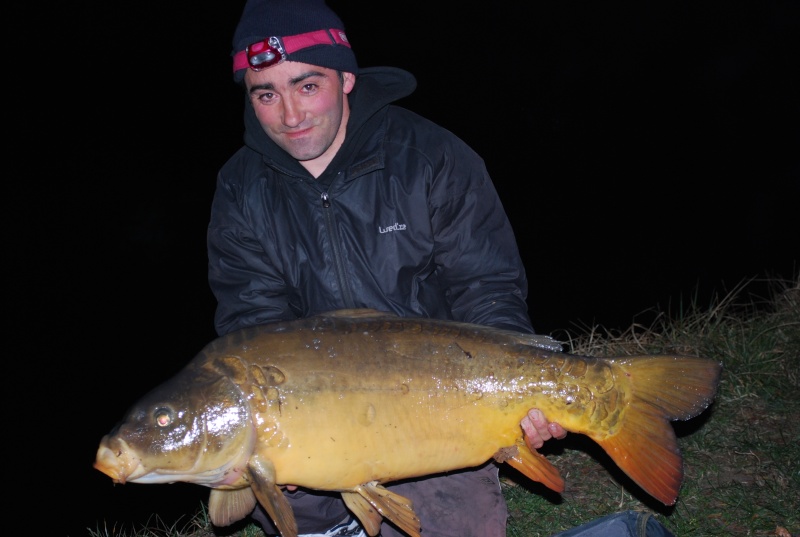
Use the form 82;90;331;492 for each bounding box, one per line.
551;510;675;537
250;467;673;537
250;461;507;537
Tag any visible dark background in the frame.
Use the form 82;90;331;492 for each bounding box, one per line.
15;1;796;535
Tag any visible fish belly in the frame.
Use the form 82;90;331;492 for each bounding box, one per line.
227;320;577;490
262;388;535;488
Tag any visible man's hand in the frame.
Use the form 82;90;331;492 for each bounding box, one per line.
520;408;567;450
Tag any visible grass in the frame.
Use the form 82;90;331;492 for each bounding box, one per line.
88;274;800;537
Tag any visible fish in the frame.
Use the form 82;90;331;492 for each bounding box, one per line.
94;308;722;537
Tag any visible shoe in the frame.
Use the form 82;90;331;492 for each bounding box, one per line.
298;516;367;537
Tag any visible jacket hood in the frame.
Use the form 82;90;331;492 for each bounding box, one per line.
242;66;417;177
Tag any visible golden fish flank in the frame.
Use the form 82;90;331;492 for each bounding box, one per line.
95;308;722;537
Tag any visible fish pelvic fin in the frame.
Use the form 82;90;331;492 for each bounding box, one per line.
345;481;420;537
594;355;722;505
248;455;298;537
341;490;384;536
499;440;565;493
208;487;258;527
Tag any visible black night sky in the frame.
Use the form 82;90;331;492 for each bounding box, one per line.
16;2;797;535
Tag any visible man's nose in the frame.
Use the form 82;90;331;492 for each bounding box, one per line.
282;97;304;127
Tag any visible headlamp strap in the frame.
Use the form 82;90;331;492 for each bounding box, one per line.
233;29;351;72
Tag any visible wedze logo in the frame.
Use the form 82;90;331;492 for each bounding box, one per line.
379;222;407;234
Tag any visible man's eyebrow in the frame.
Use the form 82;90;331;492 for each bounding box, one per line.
249;82;276;94
290;70;327;85
248;70;328;94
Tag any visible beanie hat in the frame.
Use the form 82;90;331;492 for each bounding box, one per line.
231;0;358;83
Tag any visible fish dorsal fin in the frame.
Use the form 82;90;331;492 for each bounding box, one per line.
319;309;565;352
247;455;298;537
347;481;420;537
500;439;565;493
208;487;257;527
502;332;564;352
341;491;384;536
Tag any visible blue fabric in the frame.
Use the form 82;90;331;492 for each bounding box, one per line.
551;511;675;537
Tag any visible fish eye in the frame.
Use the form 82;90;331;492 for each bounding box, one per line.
154;407;173;427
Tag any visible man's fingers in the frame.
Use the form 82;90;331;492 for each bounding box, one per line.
548;421;567;440
521;409;568;451
520;415;542;450
527;408;549;432
522;409;550;449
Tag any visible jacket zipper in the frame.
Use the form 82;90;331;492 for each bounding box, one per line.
320;192;356;308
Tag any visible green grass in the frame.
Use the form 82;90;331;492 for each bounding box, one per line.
89;274;800;537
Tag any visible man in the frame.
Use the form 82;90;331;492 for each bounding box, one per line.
207;0;579;535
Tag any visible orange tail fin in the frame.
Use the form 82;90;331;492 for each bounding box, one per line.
593;355;722;505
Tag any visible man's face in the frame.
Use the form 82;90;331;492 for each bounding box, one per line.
244;61;356;167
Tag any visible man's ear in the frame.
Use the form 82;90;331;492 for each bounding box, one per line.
342;72;356;94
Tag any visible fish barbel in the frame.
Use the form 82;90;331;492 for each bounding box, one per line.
94;308;722;537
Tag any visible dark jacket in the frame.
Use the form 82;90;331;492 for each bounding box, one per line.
208;66;534;336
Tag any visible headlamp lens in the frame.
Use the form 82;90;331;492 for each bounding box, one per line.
246;37;285;70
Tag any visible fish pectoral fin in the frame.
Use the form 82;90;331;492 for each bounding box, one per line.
341;491;384;536
208;488;258;527
248;455;298;537
502;440;565;493
346;481;420;537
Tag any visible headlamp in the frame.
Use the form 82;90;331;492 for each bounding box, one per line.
247;37;286;71
232;29;351;73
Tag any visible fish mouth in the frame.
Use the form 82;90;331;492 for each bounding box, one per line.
94;436;144;484
93;438;194;485
94;435;250;487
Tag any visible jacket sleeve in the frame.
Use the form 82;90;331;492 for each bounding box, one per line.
207;169;296;336
428;145;537;334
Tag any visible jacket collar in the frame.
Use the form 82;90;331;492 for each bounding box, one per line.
243;66;417;179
